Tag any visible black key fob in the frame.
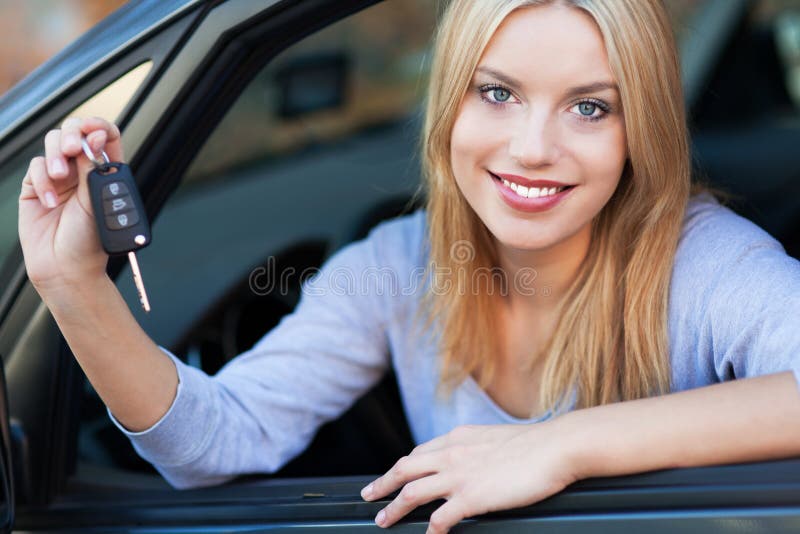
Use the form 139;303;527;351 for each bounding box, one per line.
87;162;151;255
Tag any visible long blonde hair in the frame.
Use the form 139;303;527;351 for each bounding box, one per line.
419;0;691;413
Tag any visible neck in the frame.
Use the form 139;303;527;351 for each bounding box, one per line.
496;223;591;314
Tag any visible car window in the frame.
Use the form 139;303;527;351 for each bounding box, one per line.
66;61;152;123
0;62;153;271
664;0;713;39
79;0;438;483
183;3;435;188
75;0;800;488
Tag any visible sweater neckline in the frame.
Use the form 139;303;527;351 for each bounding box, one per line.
461;374;554;424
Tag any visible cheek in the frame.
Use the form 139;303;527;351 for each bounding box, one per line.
571;122;627;189
450;101;492;172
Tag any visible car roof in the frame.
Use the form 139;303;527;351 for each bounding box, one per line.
0;0;201;136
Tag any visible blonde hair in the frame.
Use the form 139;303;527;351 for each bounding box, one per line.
418;0;691;413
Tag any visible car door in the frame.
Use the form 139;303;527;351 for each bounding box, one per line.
0;0;799;532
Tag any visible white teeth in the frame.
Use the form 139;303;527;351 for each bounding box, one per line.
495;173;569;199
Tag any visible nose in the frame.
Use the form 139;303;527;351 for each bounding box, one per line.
508;109;559;168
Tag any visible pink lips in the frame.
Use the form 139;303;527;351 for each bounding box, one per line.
490;172;575;213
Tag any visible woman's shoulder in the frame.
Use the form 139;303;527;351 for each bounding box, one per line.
369;207;427;240
314;209;429;305
361;208;429;269
672;191;799;312
325;208;427;266
670;193;800;386
676;192;786;268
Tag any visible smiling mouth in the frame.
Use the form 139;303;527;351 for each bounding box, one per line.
489;172;576;199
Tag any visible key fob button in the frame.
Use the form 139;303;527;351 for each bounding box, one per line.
101;181;130;199
105;210;140;230
103;195;134;213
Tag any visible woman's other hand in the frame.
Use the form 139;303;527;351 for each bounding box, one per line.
361;422;580;533
19;117;124;293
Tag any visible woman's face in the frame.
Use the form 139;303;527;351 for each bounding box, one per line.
450;4;627;254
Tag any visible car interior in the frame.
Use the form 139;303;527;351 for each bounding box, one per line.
0;0;799;529
76;0;436;485
71;0;800;489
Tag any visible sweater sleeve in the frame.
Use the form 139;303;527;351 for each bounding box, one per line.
108;219;405;488
705;239;800;388
677;198;800;389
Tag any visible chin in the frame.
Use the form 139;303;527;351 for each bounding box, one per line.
488;225;562;252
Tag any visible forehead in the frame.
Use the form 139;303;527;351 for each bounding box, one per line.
478;4;614;87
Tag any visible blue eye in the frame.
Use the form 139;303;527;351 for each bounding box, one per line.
578;102;597;116
570;98;610;121
491;88;511;103
479;84;516;105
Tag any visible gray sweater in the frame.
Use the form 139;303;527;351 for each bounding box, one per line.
111;194;800;488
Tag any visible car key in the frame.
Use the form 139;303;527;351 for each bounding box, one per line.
82;139;152;312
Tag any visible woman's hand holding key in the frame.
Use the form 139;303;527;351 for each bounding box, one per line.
17;117;177;433
19;117;124;292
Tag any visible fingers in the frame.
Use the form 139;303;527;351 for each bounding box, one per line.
362;452;441;503
26;157;58;208
44;129;69;179
408;425;484;456
19;166;37;202
426;500;468;534
59;117;85;157
374;475;449;529
410;435;448;456
61;116;123;161
28;117;123;210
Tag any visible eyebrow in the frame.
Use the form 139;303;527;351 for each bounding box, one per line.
564;81;619;98
475;66;619;98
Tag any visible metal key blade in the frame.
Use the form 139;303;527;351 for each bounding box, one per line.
128;251;151;312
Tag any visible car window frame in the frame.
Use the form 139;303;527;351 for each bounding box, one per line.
0;2;206;508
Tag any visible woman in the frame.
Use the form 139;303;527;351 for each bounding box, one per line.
18;0;800;532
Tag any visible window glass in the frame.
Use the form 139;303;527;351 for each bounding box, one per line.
184;0;434;188
67;61;153;122
665;0;713;40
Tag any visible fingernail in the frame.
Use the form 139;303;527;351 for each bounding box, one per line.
65;135;79;150
50;158;66;176
375;509;386;527
44;192;57;208
361;483;373;500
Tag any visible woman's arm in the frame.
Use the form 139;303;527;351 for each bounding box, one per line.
19;117;178;432
564;370;800;478
43;275;178;432
22;117;397;489
364;371;800;534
